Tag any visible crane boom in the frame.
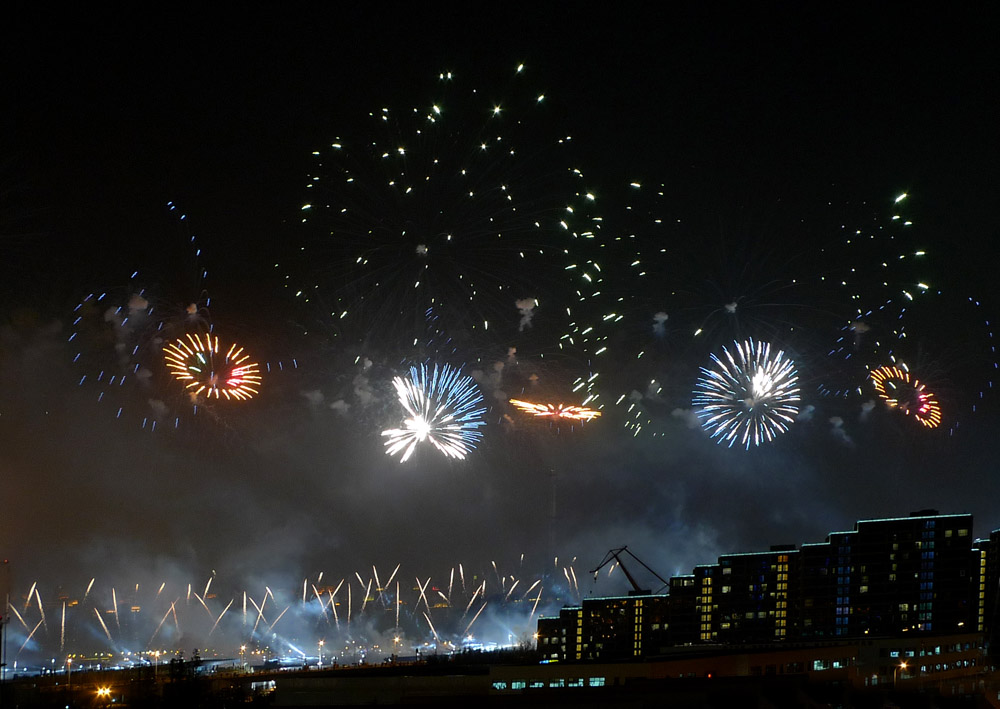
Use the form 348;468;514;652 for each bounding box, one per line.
590;546;669;595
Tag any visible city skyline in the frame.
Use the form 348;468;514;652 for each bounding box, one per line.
2;6;999;664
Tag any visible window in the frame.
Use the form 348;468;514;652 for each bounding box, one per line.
588;677;605;687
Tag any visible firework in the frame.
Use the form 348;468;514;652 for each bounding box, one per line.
288;64;608;373
381;363;486;462
816;193;932;395
68;273;215;430
576;181;834;437
163;333;262;401
816;194;993;434
508;398;601;421
67;206;215;430
692;338;800;449
870;365;942;428
5;556;566;668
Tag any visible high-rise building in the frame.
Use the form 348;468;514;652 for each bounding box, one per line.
827;511;974;636
716;546;797;644
666;574;697;645
796;538;839;638
976;528;1000;651
537;510;997;663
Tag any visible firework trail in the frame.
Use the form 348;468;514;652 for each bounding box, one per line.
208;599;233;637
7;603;28;630
463;602;488;637
17;619;44;657
96;608;115;644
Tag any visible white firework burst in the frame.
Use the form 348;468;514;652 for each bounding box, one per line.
692;338;800;449
381;363;487;462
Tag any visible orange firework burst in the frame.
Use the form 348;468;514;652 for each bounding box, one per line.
163;333;262;401
508;399;601;421
870;365;941;428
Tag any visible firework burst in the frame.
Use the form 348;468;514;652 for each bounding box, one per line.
508;399;601;421
870;364;942;429
692;338;800;449
288;64;608;382
382;363;486;462
163;333;262;401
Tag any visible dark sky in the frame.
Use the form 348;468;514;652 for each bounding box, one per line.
2;6;999;658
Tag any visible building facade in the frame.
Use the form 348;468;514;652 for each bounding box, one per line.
538;510;998;663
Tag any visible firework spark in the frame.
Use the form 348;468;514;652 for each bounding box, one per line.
163;332;262;401
381;363;486;462
292;65;604;358
692;338;800;449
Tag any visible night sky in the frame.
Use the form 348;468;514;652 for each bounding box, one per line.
2;7;998;658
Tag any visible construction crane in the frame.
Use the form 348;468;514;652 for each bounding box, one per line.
590;546;670;596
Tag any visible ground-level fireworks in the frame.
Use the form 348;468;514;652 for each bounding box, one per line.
3;556;581;671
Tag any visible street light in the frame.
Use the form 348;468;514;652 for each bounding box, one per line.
893;661;908;688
